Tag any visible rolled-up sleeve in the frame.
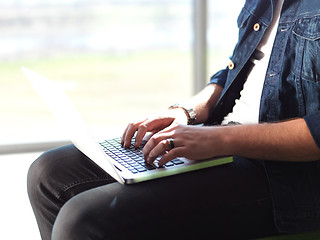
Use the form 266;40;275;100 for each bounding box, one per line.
209;67;228;87
304;112;320;150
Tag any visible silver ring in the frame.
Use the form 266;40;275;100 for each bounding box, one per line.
167;138;175;150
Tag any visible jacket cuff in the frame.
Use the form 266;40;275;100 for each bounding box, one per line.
304;112;320;150
209;68;228;87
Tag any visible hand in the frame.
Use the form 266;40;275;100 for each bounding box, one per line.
143;124;225;166
121;108;188;149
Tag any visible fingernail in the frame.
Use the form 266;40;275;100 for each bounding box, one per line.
147;157;153;164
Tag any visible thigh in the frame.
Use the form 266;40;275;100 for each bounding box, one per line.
52;156;279;240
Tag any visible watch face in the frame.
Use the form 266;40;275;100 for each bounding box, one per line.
186;108;196;124
189;111;196;119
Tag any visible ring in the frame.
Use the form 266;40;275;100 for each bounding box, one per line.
167;138;175;150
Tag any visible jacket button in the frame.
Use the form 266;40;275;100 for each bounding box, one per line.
228;61;235;70
253;23;260;31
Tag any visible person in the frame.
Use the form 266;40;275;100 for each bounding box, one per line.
27;0;320;239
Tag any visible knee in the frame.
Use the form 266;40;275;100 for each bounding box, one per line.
27;145;76;202
52;185;127;240
51;194;107;240
27;149;55;200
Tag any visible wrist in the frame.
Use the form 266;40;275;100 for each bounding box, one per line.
168;104;197;125
167;108;188;125
220;124;257;157
213;126;234;156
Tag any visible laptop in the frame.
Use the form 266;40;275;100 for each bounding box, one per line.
22;67;233;184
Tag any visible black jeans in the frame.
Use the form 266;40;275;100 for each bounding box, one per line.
27;144;280;240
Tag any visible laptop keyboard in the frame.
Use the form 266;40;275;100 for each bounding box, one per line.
99;137;184;174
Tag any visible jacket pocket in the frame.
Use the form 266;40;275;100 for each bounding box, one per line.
293;16;320;82
293;16;320;41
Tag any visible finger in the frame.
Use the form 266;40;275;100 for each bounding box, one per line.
135;120;162;148
134;121;151;148
146;139;172;164
122;122;143;148
135;118;176;148
154;122;178;135
143;132;171;161
158;147;184;166
121;124;130;145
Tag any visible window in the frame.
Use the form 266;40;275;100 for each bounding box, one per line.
208;0;245;74
0;0;193;145
0;0;244;148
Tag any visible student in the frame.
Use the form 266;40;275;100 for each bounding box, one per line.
27;0;320;239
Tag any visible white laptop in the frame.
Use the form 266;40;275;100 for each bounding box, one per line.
22;67;233;184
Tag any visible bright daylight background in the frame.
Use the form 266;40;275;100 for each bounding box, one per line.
0;0;244;239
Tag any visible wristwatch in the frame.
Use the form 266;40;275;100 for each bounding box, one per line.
169;104;197;125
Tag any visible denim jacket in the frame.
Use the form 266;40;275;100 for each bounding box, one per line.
209;0;320;233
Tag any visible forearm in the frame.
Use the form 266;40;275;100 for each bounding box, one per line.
218;118;320;162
